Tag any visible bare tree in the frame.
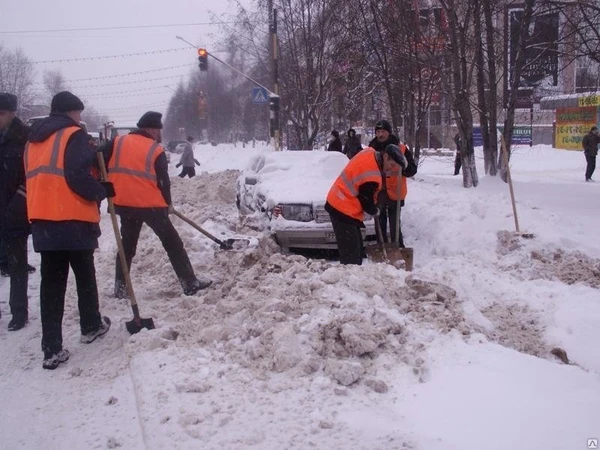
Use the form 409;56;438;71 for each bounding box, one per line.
0;44;37;117
439;0;480;188
43;69;67;100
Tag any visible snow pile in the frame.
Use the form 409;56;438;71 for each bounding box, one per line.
1;144;599;449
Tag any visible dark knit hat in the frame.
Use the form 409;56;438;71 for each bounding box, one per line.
137;111;163;129
384;144;406;166
51;91;85;113
331;130;339;138
375;120;392;134
0;93;18;112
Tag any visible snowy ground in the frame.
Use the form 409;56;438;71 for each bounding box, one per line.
1;142;599;450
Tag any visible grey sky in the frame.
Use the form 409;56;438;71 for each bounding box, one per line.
1;0;251;124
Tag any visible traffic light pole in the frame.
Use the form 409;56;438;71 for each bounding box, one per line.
176;36;275;99
270;8;280;151
176;35;280;151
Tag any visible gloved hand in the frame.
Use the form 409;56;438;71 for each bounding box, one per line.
101;181;116;198
175;163;182;168
370;207;380;217
168;204;174;214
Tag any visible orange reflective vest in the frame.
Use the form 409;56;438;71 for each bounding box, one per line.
326;148;382;221
384;143;408;201
107;134;167;208
25;126;100;223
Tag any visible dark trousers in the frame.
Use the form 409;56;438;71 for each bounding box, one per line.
0;237;7;267
6;236;28;320
585;154;596;180
454;152;462;175
40;250;101;355
178;167;196;178
115;211;196;291
379;202;404;246
329;214;364;265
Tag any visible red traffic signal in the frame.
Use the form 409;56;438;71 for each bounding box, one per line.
198;48;208;71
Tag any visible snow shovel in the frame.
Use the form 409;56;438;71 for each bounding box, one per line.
97;152;155;334
172;209;249;250
365;172;414;271
500;136;534;239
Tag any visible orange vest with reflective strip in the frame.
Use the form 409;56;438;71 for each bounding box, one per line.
107;134;167;208
25;126;100;223
384;143;408;201
326;148;382;221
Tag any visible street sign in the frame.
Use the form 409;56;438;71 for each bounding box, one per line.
252;87;269;104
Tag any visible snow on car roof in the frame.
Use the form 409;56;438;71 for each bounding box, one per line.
246;150;348;207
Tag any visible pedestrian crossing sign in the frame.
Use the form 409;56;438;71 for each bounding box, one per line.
252;87;269;104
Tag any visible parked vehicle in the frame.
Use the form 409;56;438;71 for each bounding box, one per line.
26;115;88;133
236;150;375;251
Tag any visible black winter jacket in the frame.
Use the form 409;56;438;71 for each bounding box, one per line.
582;132;600;157
0;117;30;238
27;113;107;251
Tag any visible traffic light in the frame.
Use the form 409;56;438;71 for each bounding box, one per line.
198;48;208;71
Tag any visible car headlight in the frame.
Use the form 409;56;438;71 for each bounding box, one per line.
273;204;313;222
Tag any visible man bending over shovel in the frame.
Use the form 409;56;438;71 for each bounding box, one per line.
99;111;211;297
325;145;407;265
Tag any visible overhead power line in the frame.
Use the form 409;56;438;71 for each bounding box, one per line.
58;74;188;89
0;21;259;34
26;47;191;65
32;64;194;84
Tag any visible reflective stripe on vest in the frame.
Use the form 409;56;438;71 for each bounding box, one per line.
25;126;100;223
326;148;382;221
107;134;167;208
385;144;408;201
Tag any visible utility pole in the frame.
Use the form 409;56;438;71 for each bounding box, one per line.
269;3;280;151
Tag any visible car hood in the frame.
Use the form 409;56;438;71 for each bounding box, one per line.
240;150;348;209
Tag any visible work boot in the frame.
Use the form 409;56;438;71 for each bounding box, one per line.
8;316;28;331
43;349;70;370
183;279;212;296
81;316;111;344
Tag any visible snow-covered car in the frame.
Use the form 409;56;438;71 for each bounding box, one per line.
236;150;375;250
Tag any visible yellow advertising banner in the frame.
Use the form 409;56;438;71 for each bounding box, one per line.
555;107;598;150
578;94;600;107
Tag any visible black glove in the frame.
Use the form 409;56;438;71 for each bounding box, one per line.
101;181;116;198
176;163;182;168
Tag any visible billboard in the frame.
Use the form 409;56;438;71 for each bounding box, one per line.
505;6;559;109
555;106;598;150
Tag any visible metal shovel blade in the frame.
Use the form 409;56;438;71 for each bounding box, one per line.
365;243;414;271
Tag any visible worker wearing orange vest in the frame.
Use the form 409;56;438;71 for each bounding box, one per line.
100;111;211;297
325;145;407;265
368;120;417;246
25;91;113;370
